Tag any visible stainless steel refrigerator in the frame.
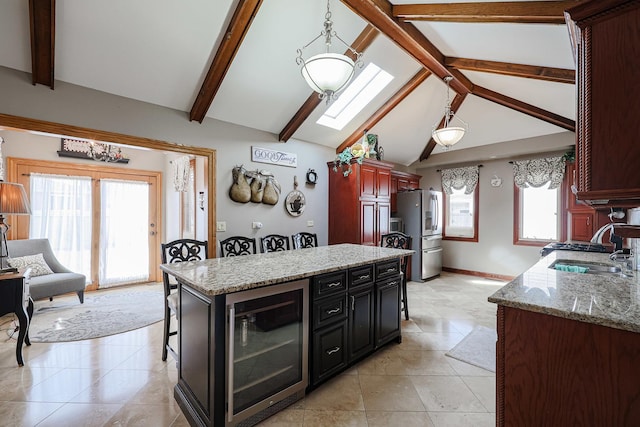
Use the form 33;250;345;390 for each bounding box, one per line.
396;189;443;280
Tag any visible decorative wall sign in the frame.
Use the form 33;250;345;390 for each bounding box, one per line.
286;190;306;216
285;176;305;216
57;138;129;164
251;146;297;168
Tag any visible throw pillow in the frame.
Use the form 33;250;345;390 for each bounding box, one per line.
7;253;54;277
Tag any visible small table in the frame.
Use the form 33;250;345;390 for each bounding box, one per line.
0;270;33;366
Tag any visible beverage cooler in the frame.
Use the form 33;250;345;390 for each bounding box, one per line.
226;280;309;426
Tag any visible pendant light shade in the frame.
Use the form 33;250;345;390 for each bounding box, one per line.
301;53;355;98
432;76;468;149
432;126;466;147
297;0;362;102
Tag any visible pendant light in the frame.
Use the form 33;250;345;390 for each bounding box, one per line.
296;0;363;103
432;76;468;149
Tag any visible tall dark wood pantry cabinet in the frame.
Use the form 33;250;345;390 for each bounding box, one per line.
328;158;393;246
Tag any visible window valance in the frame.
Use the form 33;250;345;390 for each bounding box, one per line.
512;156;565;189
441;166;479;195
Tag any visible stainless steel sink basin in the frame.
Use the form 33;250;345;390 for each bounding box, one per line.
549;259;621;275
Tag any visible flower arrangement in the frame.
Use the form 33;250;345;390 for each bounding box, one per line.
333;134;377;177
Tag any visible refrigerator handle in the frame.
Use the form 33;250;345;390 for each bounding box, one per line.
433;194;438;231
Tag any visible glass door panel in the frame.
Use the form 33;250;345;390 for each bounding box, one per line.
29;173;92;281
99;179;149;287
227;280;308;424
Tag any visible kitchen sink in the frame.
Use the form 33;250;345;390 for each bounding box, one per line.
548;259;622;275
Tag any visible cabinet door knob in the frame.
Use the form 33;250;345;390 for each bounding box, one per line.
327;282;341;288
359;274;370;280
326;307;341;315
351;295;355;311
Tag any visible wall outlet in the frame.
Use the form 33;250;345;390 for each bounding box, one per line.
252;221;263;229
307;220;314;227
216;221;226;232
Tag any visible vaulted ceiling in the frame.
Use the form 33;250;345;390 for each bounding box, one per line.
0;0;579;166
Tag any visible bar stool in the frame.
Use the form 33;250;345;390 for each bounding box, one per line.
380;232;412;320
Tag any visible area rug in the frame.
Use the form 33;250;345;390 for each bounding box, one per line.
445;325;497;372
26;283;164;343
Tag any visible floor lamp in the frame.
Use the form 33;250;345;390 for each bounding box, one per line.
0;181;32;273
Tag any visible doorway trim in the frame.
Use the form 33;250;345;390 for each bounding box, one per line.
0;112;217;256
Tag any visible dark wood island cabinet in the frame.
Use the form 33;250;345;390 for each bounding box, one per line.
160;244;409;427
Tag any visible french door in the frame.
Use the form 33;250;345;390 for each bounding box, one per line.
11;158;161;290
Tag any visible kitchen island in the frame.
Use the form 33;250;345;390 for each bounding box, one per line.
160;243;412;427
489;250;640;426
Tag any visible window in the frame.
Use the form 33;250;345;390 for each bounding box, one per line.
441;165;479;242
181;159;196;239
444;185;479;241
514;183;562;245
316;63;393;130
512;156;567;246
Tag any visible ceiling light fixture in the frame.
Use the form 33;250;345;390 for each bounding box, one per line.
296;0;363;103
432;76;468;149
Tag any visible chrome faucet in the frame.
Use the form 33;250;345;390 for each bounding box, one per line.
590;223;619;245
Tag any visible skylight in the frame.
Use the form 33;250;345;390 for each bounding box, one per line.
316;63;393;131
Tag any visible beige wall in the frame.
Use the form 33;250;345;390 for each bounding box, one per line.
0;66;334;249
415;139;575;278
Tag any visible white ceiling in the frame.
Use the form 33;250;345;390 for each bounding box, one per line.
0;0;577;166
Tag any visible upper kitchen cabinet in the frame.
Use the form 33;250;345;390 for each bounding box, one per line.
328;158;394;246
566;0;640;205
390;170;421;214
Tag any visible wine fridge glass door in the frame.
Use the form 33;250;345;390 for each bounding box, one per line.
226;279;309;425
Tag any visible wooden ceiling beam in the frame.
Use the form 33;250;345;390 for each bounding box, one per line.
419;92;467;161
473;85;575;131
446;57;575;84
340;0;473;95
278;25;379;142
189;0;263;123
336;69;432;154
29;0;55;89
393;1;579;24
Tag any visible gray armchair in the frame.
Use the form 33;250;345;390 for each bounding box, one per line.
7;238;86;303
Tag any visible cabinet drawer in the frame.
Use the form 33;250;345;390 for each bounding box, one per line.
349;265;374;287
313;295;347;330
312;321;348;385
376;259;400;279
312;271;347;300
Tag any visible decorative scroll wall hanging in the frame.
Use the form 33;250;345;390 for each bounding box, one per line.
57;138;129;164
440;166;479;195
172;155;191;192
512;156;565;189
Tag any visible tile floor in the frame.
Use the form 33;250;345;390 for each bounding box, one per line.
0;272;504;426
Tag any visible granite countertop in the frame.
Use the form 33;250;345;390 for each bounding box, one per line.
160;243;413;296
488;250;640;333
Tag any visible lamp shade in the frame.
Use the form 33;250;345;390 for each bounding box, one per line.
0;182;32;215
432;126;466;148
301;53;355;95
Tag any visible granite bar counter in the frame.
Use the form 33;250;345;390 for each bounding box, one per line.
160;243;412;296
160;243;412;427
489;250;640;426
